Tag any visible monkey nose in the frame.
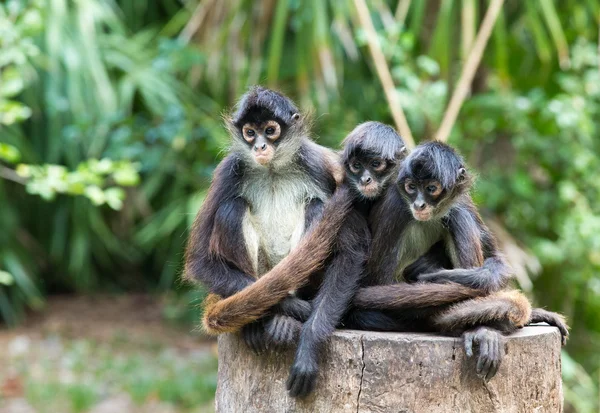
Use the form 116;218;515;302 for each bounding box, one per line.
254;143;267;152
361;176;372;185
413;201;426;211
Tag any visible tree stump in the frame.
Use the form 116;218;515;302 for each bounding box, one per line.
216;326;562;413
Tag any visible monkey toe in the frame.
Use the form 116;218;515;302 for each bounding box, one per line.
241;322;268;354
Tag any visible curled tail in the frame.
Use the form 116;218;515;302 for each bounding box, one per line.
353;282;486;310
202;186;353;335
434;290;532;334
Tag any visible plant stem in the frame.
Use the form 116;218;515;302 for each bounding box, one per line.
435;0;505;143
354;0;415;148
0;165;26;184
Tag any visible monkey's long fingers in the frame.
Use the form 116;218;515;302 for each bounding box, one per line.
286;370;302;397
463;332;475;358
476;338;489;376
485;338;501;381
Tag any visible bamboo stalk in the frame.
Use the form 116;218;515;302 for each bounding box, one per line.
0;166;27;184
435;0;505;143
395;0;411;26
354;0;415;148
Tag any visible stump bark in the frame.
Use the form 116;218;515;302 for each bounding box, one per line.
216;326;562;413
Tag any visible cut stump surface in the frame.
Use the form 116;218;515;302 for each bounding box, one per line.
216;326;562;413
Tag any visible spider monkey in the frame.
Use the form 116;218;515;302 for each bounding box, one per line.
285;122;409;397
185;86;350;349
344;142;567;380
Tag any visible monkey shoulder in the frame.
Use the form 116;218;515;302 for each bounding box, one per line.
334;208;370;254
298;141;341;194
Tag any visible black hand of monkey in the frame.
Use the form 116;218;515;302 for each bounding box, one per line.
241;320;269;354
529;308;569;345
414;270;454;284
286;354;318;398
463;327;505;381
264;314;301;346
278;297;312;322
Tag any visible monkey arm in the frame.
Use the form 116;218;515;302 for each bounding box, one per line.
185;156;258;297
352;282;486;310
364;187;412;286
202;185;354;334
414;205;512;293
287;212;368;398
529;308;569;345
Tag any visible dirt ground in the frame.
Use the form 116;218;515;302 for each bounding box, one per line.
0;295;216;413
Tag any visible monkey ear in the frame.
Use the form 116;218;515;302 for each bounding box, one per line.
458;167;467;180
292;113;300;121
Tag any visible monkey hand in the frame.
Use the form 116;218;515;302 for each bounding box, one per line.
463;327;505;382
278;296;312;322
529;308;569;345
286;352;319;398
411;269;454;285
264;314;301;346
241;320;269;354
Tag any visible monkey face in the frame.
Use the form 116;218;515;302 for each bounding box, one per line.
347;155;393;199
401;178;443;221
241;120;282;166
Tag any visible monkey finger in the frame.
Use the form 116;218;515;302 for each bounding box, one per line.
485;339;500;381
463;333;474;358
300;374;315;398
476;339;489;375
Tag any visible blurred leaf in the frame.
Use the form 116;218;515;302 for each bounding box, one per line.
0;143;21;163
0;271;14;286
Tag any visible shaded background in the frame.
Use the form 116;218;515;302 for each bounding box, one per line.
0;0;599;411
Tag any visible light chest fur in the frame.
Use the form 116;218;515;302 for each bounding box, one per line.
394;220;446;279
240;167;328;275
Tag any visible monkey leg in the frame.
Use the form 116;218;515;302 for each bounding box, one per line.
202;186;353;334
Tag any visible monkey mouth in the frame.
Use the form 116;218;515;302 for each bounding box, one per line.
411;208;433;221
254;153;273;165
359;184;379;198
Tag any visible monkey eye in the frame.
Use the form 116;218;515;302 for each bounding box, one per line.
353;162;361;170
246;129;255;136
405;181;417;193
265;127;275;135
426;183;442;196
371;160;386;172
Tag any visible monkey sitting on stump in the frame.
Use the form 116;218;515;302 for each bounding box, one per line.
185;86;349;351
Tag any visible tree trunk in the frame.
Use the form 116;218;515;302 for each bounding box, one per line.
216;326;562;413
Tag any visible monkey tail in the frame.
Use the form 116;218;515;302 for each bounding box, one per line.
434;290;532;334
352;282;486;310
202;185;353;334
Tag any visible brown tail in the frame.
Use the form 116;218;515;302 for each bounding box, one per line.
434;290;532;334
352;282;486;310
202;186;353;335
